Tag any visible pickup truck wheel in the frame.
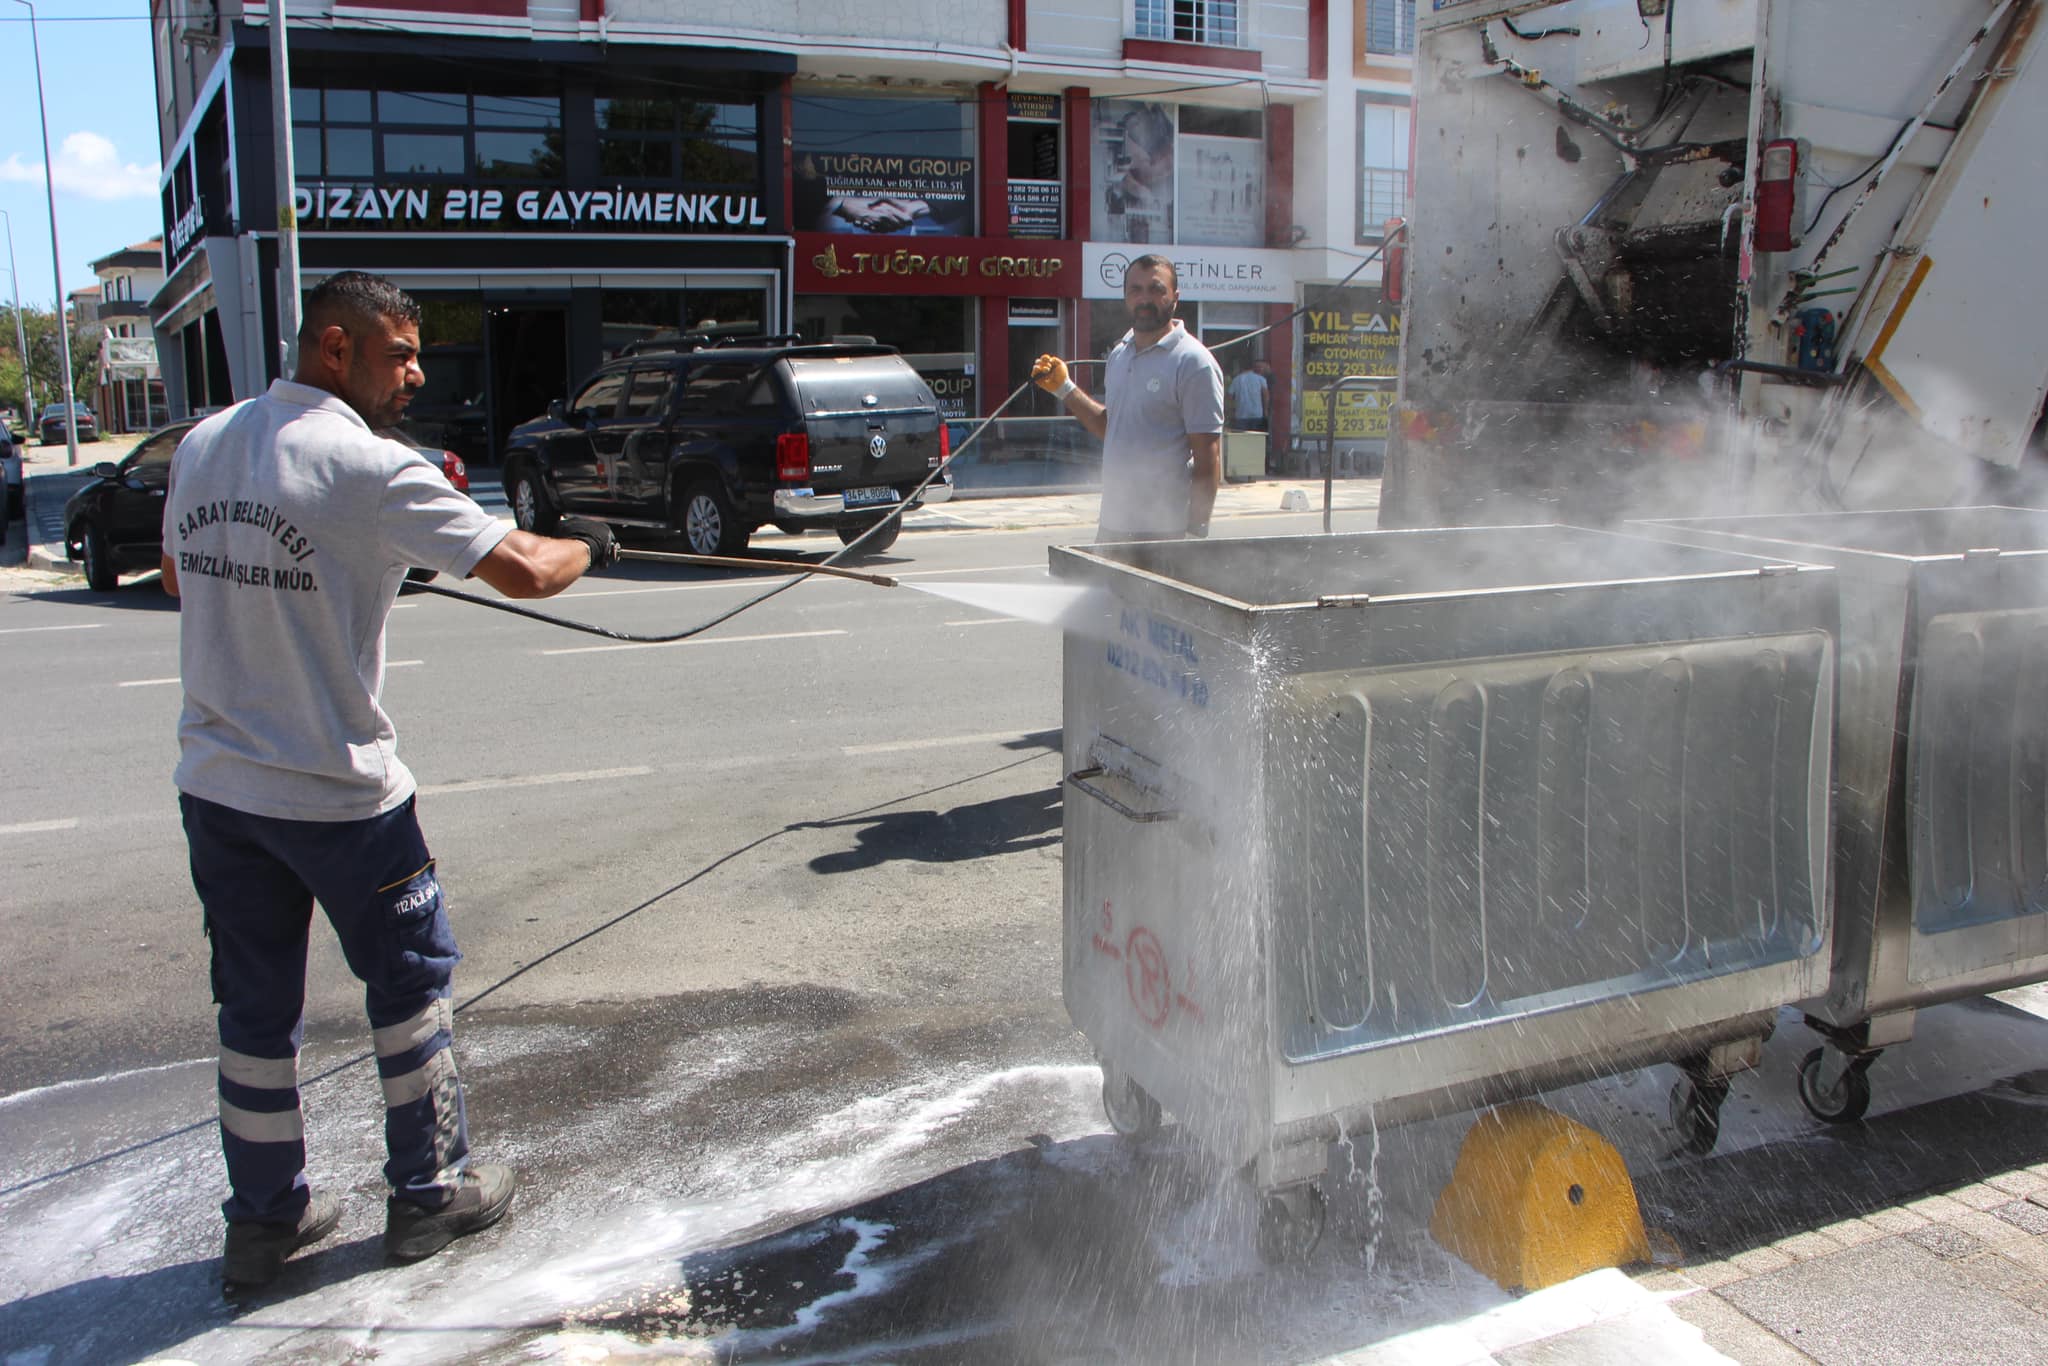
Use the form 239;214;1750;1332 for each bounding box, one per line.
681;480;747;557
509;468;559;534
79;520;119;592
836;518;901;554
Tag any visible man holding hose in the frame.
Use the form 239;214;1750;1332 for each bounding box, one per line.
160;271;618;1290
1033;253;1224;541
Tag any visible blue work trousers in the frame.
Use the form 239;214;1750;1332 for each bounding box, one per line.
179;793;470;1225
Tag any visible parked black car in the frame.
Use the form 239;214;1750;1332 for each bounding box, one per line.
40;402;98;446
500;337;952;558
64;419;473;592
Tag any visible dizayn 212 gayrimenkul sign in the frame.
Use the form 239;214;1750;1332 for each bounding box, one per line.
290;184;771;232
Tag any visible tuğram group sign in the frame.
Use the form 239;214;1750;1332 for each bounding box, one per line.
1082;242;1294;303
290;183;771;233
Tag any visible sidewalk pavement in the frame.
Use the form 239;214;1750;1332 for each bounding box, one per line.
1;444;1381;577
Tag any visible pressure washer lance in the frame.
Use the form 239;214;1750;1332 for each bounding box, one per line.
409;228;1403;642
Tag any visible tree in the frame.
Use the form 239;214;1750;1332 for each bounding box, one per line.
0;304;102;417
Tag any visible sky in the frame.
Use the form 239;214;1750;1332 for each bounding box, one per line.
0;0;166;309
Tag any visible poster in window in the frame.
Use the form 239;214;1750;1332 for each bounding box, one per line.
1298;286;1401;439
792;97;976;237
1092;99;1175;244
1176;134;1264;247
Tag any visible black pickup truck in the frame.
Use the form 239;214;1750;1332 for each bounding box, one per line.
501;337;952;557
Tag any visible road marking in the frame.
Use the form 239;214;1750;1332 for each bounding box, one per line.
118;676;181;688
842;729;1050;757
0;623;102;636
541;628;847;656
560;562;1049;601
417;765;654;797
388;659;423;668
0;818;80;836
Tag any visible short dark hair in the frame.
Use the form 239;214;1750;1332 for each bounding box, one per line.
1128;253;1177;291
298;271;421;348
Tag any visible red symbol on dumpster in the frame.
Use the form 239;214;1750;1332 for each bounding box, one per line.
1125;927;1171;1028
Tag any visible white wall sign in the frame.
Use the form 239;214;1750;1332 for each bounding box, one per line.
1083;243;1294;303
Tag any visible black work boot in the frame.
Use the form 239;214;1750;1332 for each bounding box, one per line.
383;1163;517;1263
222;1191;342;1290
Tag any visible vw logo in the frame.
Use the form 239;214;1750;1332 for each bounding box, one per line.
868;433;888;460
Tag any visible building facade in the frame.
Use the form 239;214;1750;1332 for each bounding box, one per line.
149;0;1400;470
89;239;169;433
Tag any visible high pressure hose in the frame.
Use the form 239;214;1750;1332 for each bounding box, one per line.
411;231;1404;642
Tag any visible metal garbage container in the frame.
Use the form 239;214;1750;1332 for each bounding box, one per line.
1633;507;2048;1124
1050;526;1838;1251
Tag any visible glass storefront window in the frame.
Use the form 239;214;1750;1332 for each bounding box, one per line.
378;91;469;125
291;82;563;183
792;93;977;238
597;94;759;188
793;294;975;417
383;132;466;176
600;288;770;359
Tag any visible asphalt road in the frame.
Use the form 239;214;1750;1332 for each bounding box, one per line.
6;511;2048;1365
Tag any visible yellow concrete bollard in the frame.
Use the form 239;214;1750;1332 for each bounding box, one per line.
1429;1100;1652;1293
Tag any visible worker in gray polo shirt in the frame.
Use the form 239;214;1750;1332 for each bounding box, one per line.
1032;254;1225;540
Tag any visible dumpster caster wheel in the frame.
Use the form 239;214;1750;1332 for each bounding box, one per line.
1256;1184;1326;1264
1797;1047;1874;1124
1669;1077;1727;1156
1101;1068;1162;1140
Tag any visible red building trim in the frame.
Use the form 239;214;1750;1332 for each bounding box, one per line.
1265;103;1294;249
581;0;602;20
1265;303;1293;457
778;77;796;235
979;83;1008;240
1064;86;1090;242
342;0;526;16
980;301;1009;419
1008;0;1027;51
1308;0;1328;80
1121;38;1262;72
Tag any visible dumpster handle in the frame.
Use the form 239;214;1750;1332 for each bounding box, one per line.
1066;767;1181;823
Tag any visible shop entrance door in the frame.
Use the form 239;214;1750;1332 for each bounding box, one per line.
486;306;570;465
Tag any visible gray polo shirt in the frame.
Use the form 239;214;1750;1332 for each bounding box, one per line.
164;380;510;821
1098;320;1226;535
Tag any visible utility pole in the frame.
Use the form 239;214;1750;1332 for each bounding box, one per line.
13;0;78;466
269;0;302;377
0;209;35;429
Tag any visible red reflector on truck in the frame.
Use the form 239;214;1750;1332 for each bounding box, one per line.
776;432;811;483
1754;138;1798;252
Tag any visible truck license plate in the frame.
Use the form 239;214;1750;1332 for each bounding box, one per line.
844;486;900;509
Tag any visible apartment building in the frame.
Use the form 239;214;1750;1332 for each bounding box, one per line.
150;0;1409;465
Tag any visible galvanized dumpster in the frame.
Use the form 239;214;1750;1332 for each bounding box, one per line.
1051;527;1837;1251
1633;507;2048;1124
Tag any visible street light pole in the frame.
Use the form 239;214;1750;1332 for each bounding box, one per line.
269;0;301;376
12;0;79;467
0;209;35;429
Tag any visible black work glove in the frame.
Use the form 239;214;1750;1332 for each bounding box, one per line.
556;516;620;571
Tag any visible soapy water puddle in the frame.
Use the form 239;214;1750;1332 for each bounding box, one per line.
6;988;2048;1364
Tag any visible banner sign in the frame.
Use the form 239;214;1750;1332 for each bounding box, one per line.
1006;180;1063;239
1176;134;1264;247
291;183;771;233
1007;92;1061;121
793;152;975;236
1083;242;1294;303
1298;286;1401;439
796;233;1081;297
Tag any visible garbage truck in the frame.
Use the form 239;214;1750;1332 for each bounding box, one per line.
1379;0;2048;528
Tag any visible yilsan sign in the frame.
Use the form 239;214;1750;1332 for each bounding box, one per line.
795;233;1080;297
290;183;770;233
